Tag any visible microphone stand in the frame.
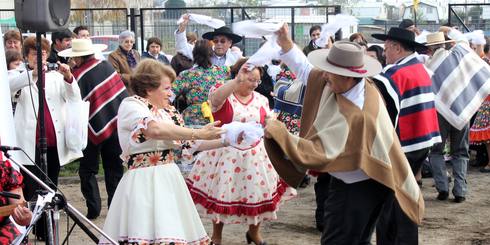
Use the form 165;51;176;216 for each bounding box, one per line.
35;31;53;244
1;149;117;245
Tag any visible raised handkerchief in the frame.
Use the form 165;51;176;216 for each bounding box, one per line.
247;35;281;69
177;13;226;29
232;20;283;38
315;14;358;48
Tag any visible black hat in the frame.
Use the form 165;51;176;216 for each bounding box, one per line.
372;27;427;50
202;26;242;44
399;19;415;29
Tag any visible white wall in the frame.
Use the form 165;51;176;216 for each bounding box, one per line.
0;0;13;9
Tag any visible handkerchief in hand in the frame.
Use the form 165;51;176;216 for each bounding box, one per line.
177;13;226;29
232;20;283;38
221;122;264;150
315;14;358;48
247;35;282;69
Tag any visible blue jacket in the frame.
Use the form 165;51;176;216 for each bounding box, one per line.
142;51;170;65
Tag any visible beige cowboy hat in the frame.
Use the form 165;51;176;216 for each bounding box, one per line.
307;41;382;78
58;38;107;57
424;32;455;46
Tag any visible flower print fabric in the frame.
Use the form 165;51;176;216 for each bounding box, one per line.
186;88;296;225
172;65;230;127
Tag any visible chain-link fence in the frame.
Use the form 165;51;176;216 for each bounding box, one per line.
69;8;129;36
7;4;484;55
449;3;490;34
358;22;445;44
139;6;340;56
0;8;129;38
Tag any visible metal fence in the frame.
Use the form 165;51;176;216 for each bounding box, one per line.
448;3;490;34
358;22;445;43
69;8;129;36
7;4;482;55
0;8;129;38
139;6;341;56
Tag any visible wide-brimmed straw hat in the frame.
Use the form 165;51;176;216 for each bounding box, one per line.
307;41;382;78
58;38;107;57
372;27;427;50
425;32;455;46
202;26;242;44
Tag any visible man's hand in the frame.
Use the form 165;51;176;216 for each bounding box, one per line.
178;14;190;33
275;23;294;53
264;118;278;139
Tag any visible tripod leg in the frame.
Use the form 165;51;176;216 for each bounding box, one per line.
65;207;99;243
62;222;77;245
46;210;55;245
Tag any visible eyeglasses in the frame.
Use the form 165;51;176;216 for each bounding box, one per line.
213;38;229;44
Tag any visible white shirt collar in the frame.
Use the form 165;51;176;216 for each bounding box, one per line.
342;78;365;110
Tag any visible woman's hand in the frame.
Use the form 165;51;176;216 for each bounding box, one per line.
275;23;294;53
12;205;32;226
196;121;226;140
235;64;249;82
57;62;73;81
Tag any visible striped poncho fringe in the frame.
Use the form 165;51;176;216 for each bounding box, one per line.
428;43;490;130
73;59;128;145
264;69;424;224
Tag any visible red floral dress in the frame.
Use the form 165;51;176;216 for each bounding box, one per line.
186;89;296;225
0;159;23;244
470;58;490;145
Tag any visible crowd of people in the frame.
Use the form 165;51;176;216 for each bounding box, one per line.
1;13;490;245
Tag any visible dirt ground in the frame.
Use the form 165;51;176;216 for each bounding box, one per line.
30;165;490;245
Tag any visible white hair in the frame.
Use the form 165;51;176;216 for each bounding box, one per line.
119;30;135;44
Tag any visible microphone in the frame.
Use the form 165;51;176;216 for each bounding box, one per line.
0;191;21;199
0;145;22;151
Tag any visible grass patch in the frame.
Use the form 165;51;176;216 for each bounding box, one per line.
59;160;105;177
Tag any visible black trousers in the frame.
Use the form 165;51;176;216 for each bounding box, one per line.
78;133;123;216
315;173;331;231
376;148;430;245
21;146;60;240
321;177;392;245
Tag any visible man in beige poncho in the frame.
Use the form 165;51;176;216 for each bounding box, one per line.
264;24;424;244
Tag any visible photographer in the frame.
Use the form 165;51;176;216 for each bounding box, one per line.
8;36;82;240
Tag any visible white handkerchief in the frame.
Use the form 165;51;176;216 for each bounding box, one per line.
232;20;284;38
448;28;467;43
221;122;263;150
247;35;281;69
315;14;358;48
415;30;431;44
464;30;485;45
177;13;226;29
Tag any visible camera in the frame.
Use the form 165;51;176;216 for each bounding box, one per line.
47;62;59;71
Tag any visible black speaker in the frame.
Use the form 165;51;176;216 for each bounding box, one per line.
15;0;70;32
